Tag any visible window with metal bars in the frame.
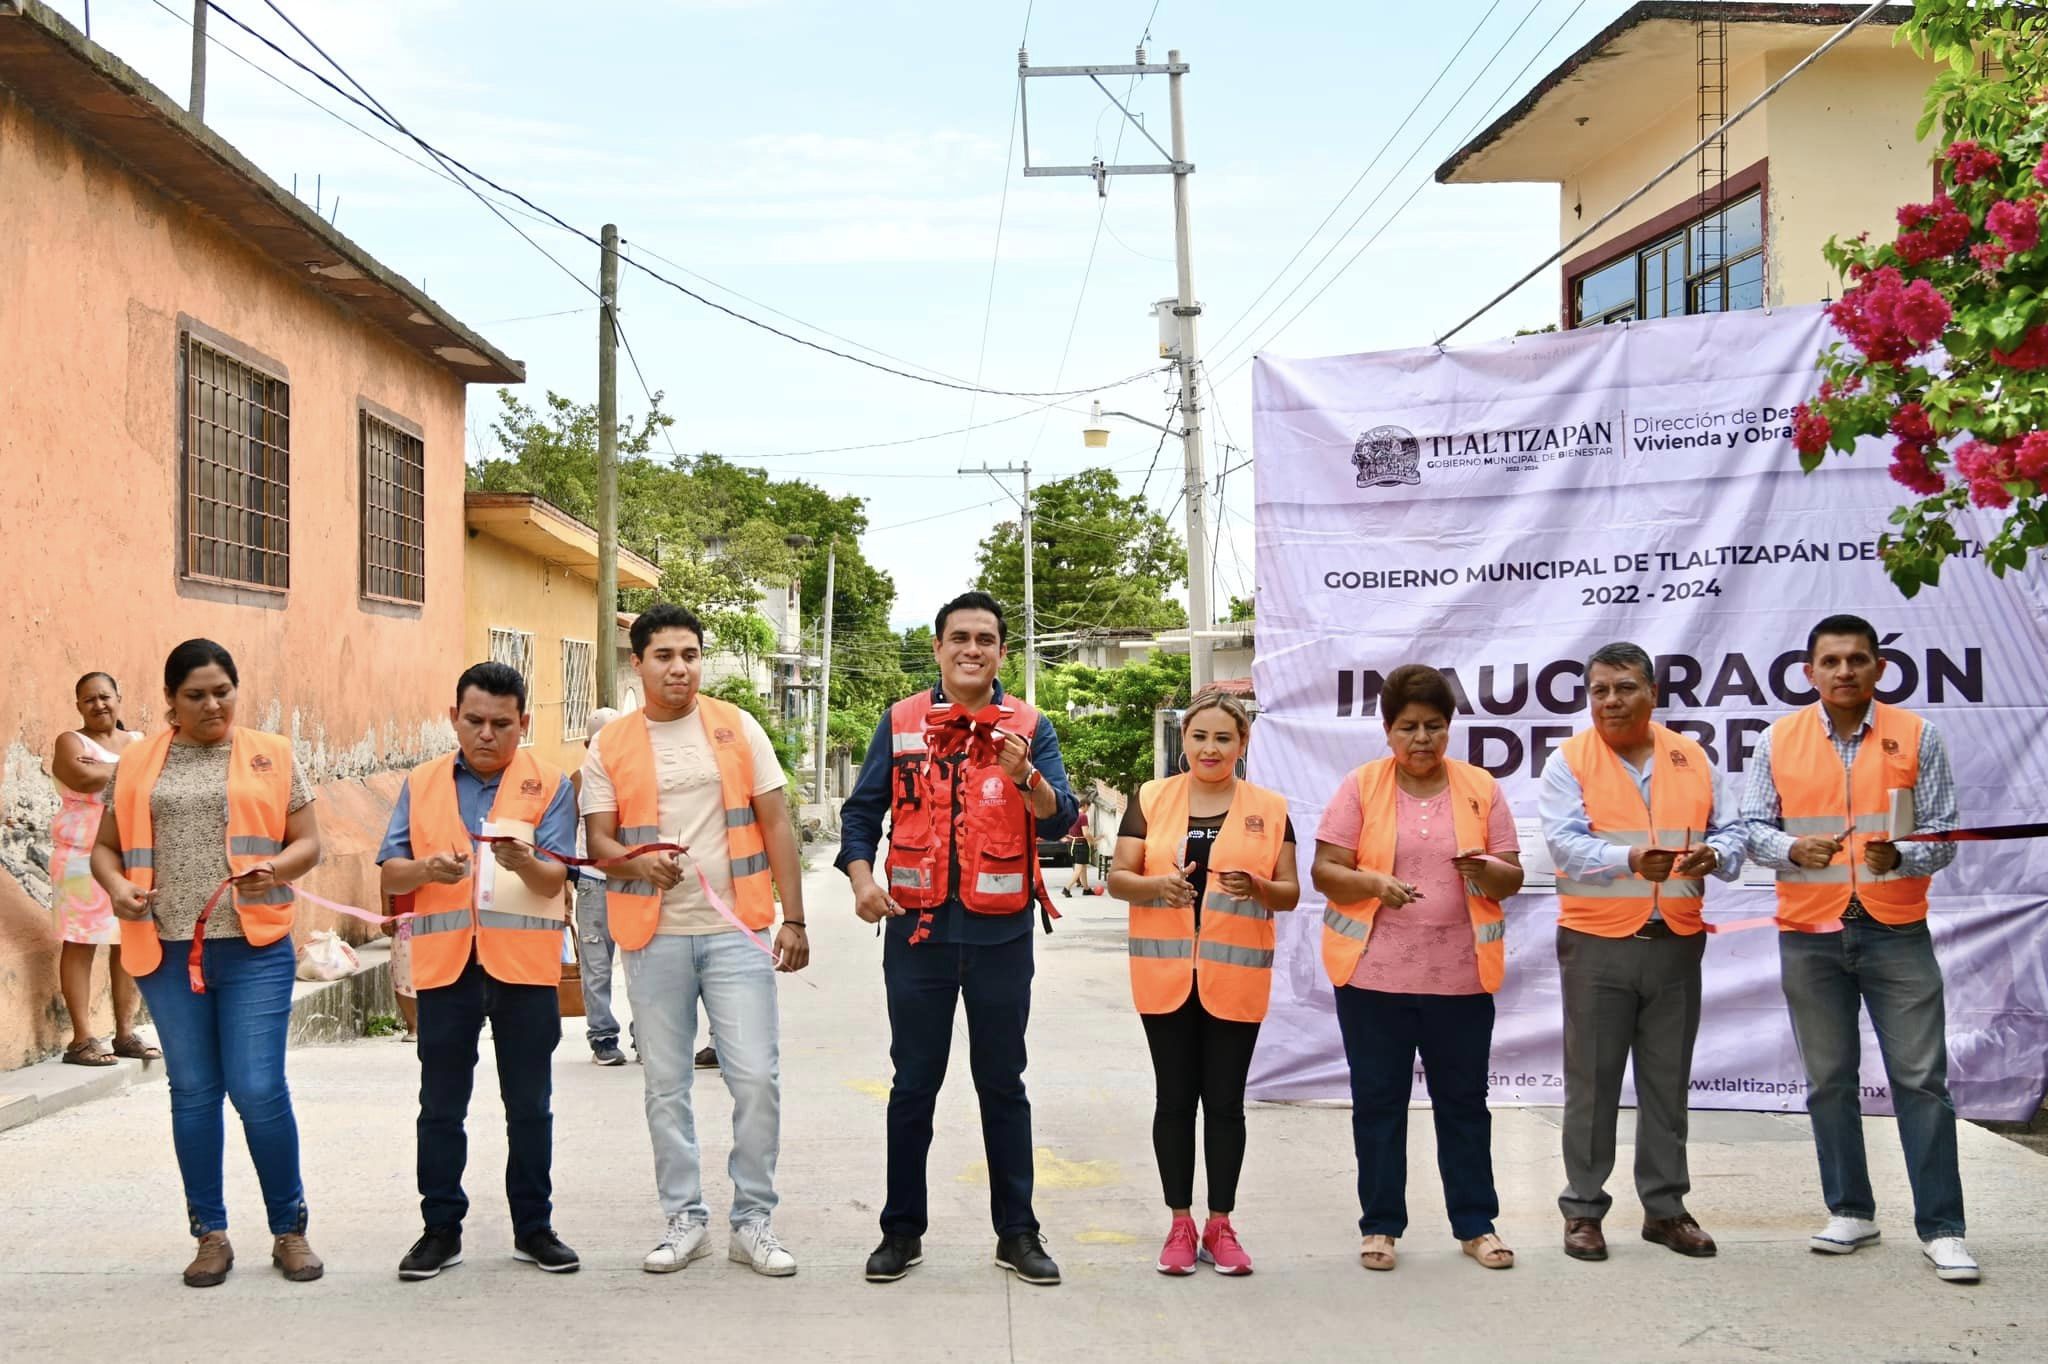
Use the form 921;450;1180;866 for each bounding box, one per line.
1571;192;1765;329
561;639;595;741
181;332;291;589
488;627;537;745
360;411;426;604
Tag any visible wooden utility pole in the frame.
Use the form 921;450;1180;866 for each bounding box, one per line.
596;224;620;707
188;0;208;120
814;545;836;806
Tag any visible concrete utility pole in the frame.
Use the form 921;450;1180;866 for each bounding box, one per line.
188;0;207;120
815;545;836;806
1166;50;1214;694
596;223;620;708
960;463;1035;705
1017;45;1214;692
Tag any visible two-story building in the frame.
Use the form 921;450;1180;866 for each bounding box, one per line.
0;1;520;1064
1436;2;1930;327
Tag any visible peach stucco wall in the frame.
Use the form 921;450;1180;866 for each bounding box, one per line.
0;87;480;1065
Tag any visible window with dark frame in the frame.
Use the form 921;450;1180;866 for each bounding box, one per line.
1571;191;1766;329
182;332;291;589
361;411;426;604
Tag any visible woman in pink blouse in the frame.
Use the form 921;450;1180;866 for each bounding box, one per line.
1310;665;1523;1272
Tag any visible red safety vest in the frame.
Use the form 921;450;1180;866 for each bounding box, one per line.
883;690;1056;943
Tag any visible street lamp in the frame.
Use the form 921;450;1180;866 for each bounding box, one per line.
1083;401;1111;449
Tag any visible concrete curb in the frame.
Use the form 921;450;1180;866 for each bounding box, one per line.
0;939;396;1135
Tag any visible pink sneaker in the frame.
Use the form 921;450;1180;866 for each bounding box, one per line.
1200;1215;1253;1275
1156;1216;1198;1275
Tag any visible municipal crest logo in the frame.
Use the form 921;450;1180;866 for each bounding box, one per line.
715;727;735;743
981;776;1007;802
1244;814;1265;834
1467;797;1481;817
1352;425;1422;488
520;778;544;795
1669;748;1689;769
1882;738;1901;755
248;754;273;773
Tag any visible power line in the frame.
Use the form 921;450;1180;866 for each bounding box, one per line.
1201;0;1507;360
209;1;1160;401
871;495;1010;534
960;0;1037;459
1436;0;1892;344
1205;0;1556;377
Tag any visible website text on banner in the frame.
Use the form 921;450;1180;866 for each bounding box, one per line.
1246;305;2048;1121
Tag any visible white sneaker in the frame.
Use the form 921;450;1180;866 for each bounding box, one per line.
1809;1215;1881;1255
730;1219;797;1277
1922;1236;1979;1283
642;1215;711;1274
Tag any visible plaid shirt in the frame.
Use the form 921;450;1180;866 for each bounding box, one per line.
1740;704;1959;879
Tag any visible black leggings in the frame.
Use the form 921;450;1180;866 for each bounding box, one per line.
1140;992;1262;1212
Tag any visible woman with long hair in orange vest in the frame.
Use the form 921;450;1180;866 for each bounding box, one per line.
91;639;324;1288
1109;690;1298;1276
1310;664;1524;1273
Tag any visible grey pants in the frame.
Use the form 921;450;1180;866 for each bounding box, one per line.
1556;926;1706;1222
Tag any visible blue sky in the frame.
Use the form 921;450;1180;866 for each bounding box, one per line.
47;0;1637;628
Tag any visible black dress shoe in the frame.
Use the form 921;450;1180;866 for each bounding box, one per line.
995;1232;1061;1285
399;1226;463;1281
512;1227;581;1273
866;1233;923;1282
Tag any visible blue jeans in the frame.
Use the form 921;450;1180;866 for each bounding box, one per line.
132;937;306;1236
1335;986;1498;1240
881;929;1037;1239
573;877;625;1049
415;958;561;1237
1779;915;1965;1241
624;931;781;1228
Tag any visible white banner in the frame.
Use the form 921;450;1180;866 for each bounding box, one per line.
1247;306;2048;1120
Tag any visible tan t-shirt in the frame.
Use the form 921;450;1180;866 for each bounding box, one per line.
578;706;784;935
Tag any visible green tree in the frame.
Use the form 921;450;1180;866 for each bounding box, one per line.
1793;2;2048;594
1037;652;1193;800
469;390;906;737
1225;595;1255;623
974;468;1187;636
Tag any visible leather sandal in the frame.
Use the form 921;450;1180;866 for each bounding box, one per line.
1359;1234;1396;1271
1462;1232;1515;1269
111;1034;161;1061
62;1040;117;1067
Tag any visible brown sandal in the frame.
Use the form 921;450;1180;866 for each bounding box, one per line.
112;1034;162;1061
62;1040;118;1067
1462;1232;1515;1269
1360;1234;1396;1271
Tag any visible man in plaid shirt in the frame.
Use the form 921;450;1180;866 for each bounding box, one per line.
1742;613;1973;1284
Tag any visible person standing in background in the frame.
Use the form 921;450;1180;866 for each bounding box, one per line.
50;671;154;1066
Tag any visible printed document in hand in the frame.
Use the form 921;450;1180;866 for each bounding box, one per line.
476;819;567;922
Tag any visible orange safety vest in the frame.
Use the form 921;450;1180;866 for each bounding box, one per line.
1769;702;1931;928
114;727;297;977
401;748;568;989
593;694;773;951
883;690;1050;931
1555;724;1716;937
1127;775;1289;1023
1320;758;1507;993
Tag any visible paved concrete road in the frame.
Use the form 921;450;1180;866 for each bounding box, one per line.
3;858;2043;1362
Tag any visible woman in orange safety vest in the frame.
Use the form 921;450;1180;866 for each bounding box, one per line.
1108;690;1298;1277
1310;664;1524;1274
91;639;325;1289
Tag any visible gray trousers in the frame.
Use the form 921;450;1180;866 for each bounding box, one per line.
1556;926;1706;1221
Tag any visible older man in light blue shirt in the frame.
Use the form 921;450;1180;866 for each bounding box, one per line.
1538;641;1746;1265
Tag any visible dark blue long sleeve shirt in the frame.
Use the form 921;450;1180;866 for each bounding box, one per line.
836;683;1078;945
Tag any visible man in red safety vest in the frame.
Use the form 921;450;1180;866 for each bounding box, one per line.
837;591;1078;1288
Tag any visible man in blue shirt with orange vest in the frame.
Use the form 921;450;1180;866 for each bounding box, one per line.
377;662;582;1281
838;590;1078;1286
